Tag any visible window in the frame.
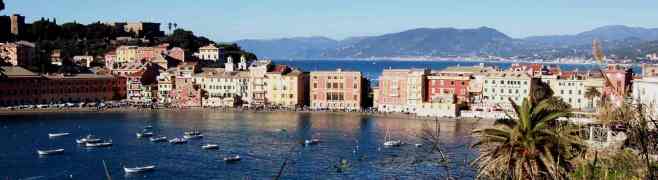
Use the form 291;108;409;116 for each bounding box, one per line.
354;95;358;100
326;83;331;89
354;83;358;89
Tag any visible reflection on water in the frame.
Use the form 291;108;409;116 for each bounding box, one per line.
0;111;491;179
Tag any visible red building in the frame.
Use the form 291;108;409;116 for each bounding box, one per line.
0;66;121;106
426;71;472;103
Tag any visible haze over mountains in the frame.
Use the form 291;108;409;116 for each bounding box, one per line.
234;25;658;59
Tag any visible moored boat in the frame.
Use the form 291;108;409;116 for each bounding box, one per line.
48;132;71;138
123;165;156;173
86;140;113;148
184;130;201;136
136;131;154;138
37;148;64;155
169;138;187;144
383;140;402;147
223;155;241;162
201;144;219;150
149;136;167;142
183;134;203;139
304;139;321;145
76;135;102;144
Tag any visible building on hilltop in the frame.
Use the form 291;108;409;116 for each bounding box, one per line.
0;14;25;40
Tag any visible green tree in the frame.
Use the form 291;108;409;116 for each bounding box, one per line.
0;0;5;12
584;87;601;109
471;98;586;179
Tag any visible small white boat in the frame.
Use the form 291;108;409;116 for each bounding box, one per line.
201;144;219;150
123;165;156;173
37;149;64;155
136;132;154;138
86;140;112;148
414;143;423;147
149;136;167;142
144;125;153;129
76;135;102;144
184;130;201;136
183;134;203;139
223;155;241;162
383;140;402;147
304;139;321;145
48;133;71;138
169;138;187;144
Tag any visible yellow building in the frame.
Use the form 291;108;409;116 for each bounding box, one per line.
266;65;309;108
115;46;138;64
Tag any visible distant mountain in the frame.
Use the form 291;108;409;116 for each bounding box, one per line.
235;25;658;59
322;27;518;58
524;25;658;46
235;36;340;59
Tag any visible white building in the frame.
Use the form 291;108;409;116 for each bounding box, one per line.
197;44;219;61
482;72;537;110
194;68;250;107
156;70;174;104
73;55;94;68
633;77;658;118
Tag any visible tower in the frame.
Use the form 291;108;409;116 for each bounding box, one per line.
238;54;248;70
225;56;235;72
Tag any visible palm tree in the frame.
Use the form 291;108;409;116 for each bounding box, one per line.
584;87;601;109
471;98;586;179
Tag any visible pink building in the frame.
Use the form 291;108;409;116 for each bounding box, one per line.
172;63;201;107
376;69;428;112
168;47;186;62
0;41;34;66
603;64;632;106
309;69;364;111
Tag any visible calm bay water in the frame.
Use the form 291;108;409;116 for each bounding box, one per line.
0;112;489;179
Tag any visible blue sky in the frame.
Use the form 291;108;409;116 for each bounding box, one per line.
4;0;658;41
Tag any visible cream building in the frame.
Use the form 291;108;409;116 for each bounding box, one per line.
482;72;537;109
115;46;138;64
194;68;250;107
247;60;272;106
197;44;219;61
156;70;174;104
266;66;309;108
633;77;658;118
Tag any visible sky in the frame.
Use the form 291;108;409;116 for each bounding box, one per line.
4;0;658;42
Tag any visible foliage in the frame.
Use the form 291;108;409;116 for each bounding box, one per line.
471;98;586;179
570;150;646;179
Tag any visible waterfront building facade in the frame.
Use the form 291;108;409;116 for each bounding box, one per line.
247;60;272;106
309;69;363;111
172;63;202;107
0;66;119;106
156;70;174;105
195;68;250;107
481;72;537;109
266;65;309;108
376;69;428;113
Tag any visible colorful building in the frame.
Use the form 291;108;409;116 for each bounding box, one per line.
481;72;537;110
247;60;272;106
0;66;119;106
376;69;428;113
266;65;309;108
194;68;250;107
603;64;633;106
309;69;364;111
197;44;219;61
172;63;202;107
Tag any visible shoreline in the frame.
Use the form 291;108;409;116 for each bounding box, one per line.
0;107;493;122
